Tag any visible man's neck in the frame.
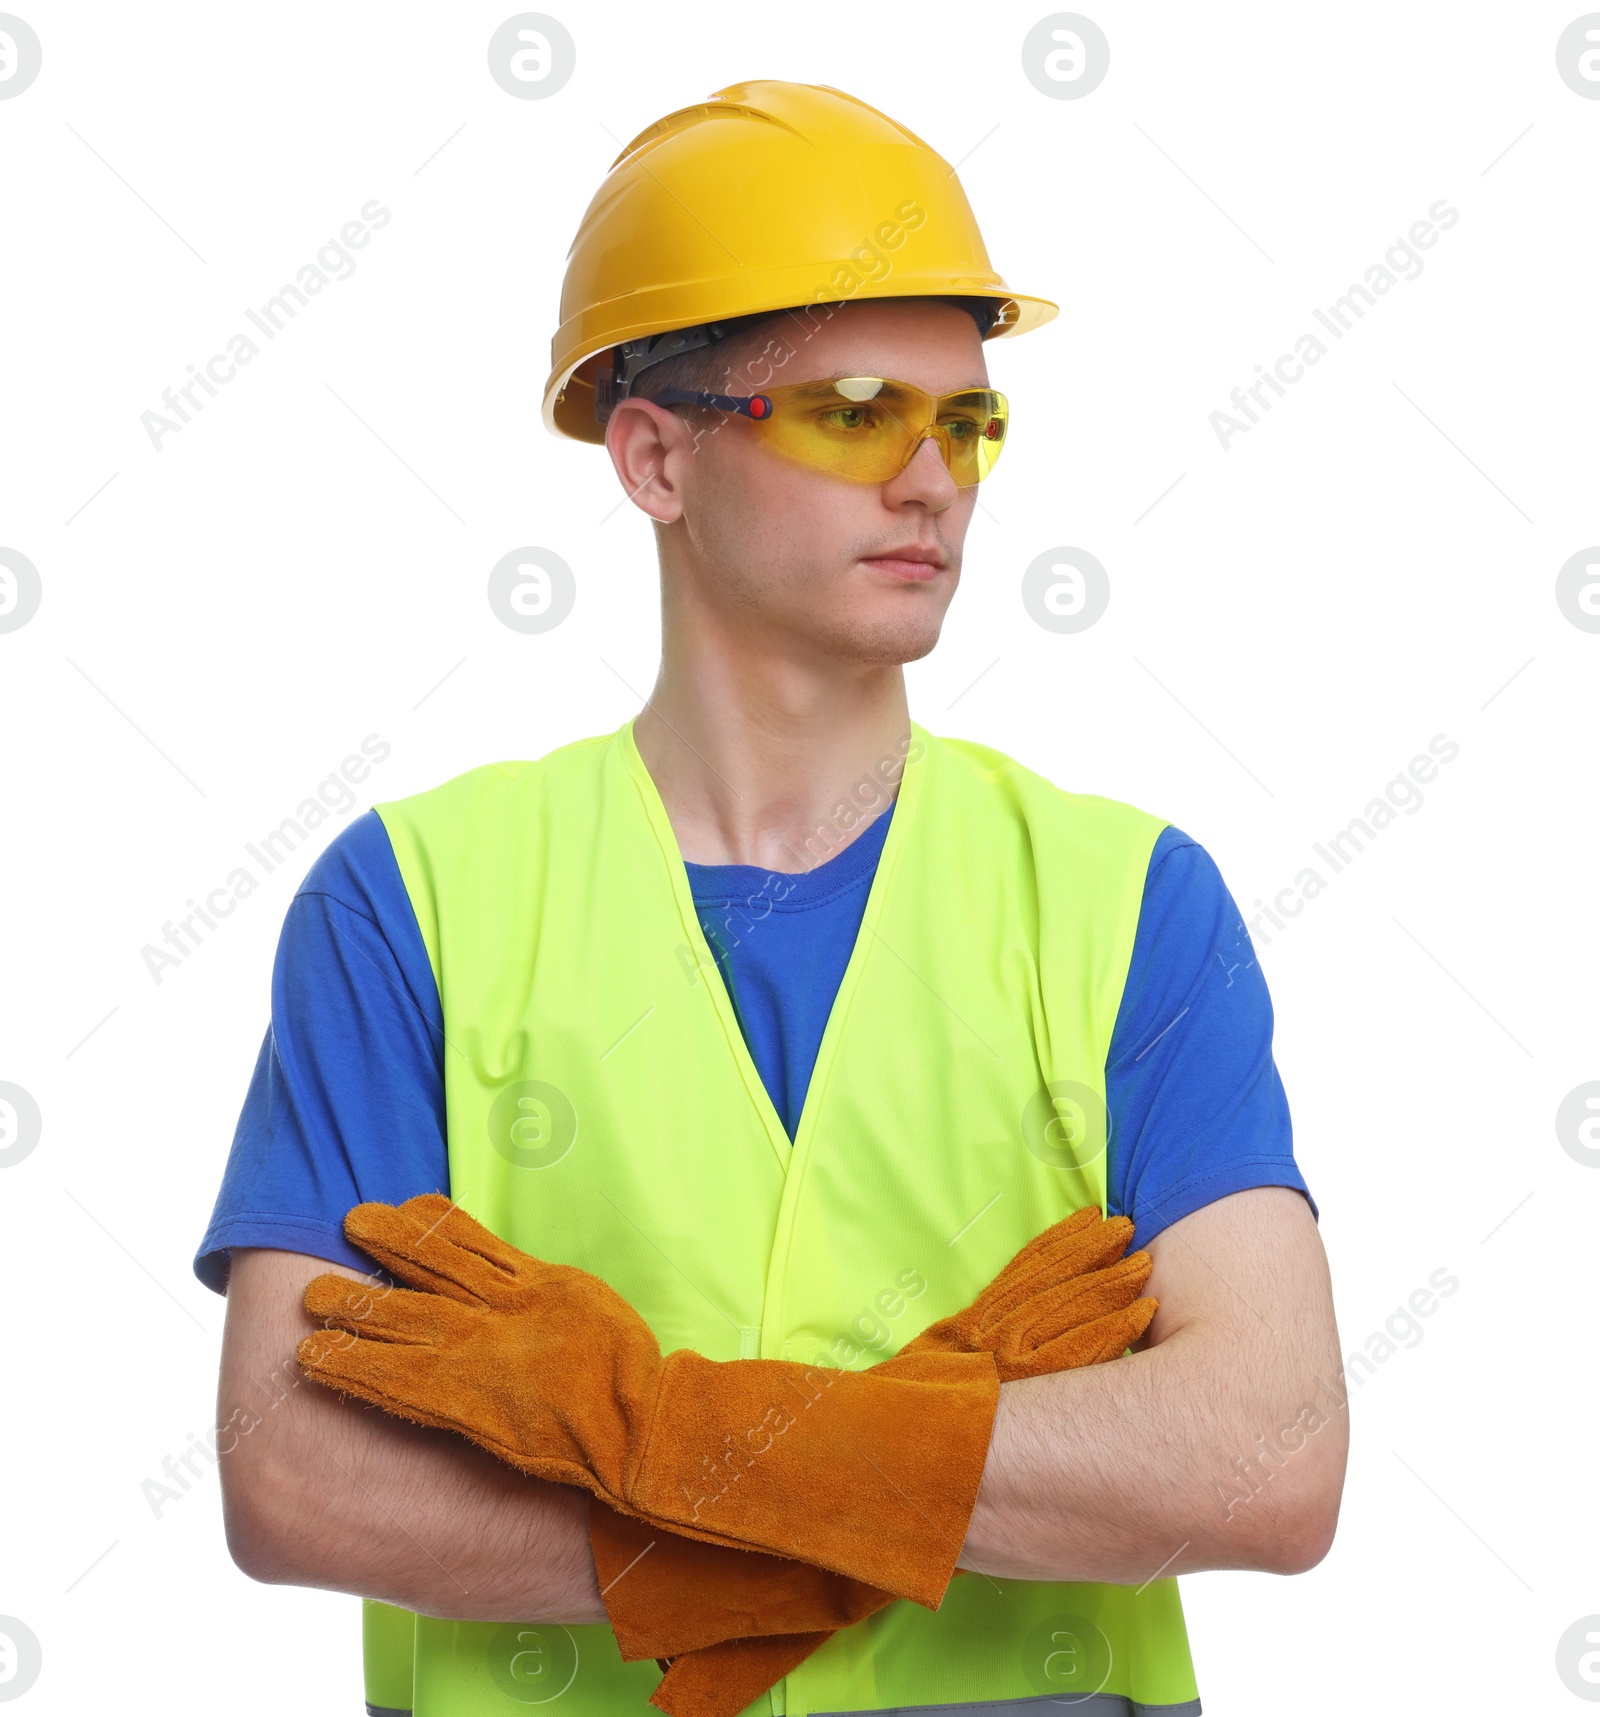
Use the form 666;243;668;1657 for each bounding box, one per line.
632;651;912;871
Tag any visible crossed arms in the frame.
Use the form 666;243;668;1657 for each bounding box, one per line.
217;1184;1346;1622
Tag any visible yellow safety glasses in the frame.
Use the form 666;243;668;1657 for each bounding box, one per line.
654;375;1010;485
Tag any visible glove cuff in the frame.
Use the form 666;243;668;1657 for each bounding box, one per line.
625;1347;999;1608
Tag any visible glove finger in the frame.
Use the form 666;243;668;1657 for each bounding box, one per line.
991;1250;1154;1347
968;1222;1146;1325
976;1208;1110;1313
343;1196;533;1304
899;1215;1137;1359
999;1296;1159;1379
977;1233;1147;1337
976;1213;1138;1322
296;1320;453;1405
304;1271;477;1345
295;1318;605;1501
1030;1249;1153;1325
293;1326;546;1471
981;1205;1102;1297
296;1309;503;1435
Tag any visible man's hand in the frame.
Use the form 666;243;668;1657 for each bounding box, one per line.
593;1204;1156;1664
297;1195;1001;1607
217;1246;606;1624
959;1186;1347;1584
630;1206;1161;1716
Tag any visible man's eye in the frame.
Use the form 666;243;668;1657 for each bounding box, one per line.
819;406;876;431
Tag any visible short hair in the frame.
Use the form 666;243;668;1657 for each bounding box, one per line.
626;295;1000;413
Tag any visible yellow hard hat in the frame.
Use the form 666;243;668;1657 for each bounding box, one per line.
544;79;1059;443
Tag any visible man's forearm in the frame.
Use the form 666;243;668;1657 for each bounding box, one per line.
958;1189;1348;1585
960;1329;1343;1583
218;1248;608;1624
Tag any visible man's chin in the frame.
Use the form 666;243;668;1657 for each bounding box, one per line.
818;616;946;668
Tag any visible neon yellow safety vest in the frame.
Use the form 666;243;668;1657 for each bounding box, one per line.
360;718;1201;1717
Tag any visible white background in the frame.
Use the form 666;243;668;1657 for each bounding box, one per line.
2;2;1598;1712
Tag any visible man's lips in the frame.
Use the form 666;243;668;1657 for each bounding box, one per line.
860;550;947;582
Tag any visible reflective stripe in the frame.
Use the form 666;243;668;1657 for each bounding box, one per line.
814;1698;1201;1717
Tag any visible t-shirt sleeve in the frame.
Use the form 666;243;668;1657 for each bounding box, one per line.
192;809;449;1293
1105;824;1316;1248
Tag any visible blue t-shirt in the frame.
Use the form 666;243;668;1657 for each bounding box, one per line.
194;802;1313;1292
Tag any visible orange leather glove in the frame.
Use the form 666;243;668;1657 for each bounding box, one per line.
648;1630;826;1717
299;1196;998;1607
893;1203;1155;1377
594;1203;1152;1662
596;1209;1156;1717
590;1520;878;1705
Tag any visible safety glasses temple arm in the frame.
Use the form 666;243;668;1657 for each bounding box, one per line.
652;388;773;419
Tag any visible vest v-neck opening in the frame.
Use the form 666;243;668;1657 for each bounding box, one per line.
617;719;926;1180
681;800;893;908
683;805;897;1140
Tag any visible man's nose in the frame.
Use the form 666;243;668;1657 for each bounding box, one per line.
890;431;960;506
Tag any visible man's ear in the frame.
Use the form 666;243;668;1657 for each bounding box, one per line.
604;397;698;524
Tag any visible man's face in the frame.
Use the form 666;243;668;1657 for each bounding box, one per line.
610;298;991;669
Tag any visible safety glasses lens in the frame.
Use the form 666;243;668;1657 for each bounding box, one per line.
759;379;1008;484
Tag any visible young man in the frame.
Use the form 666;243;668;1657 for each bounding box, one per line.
201;81;1344;1716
